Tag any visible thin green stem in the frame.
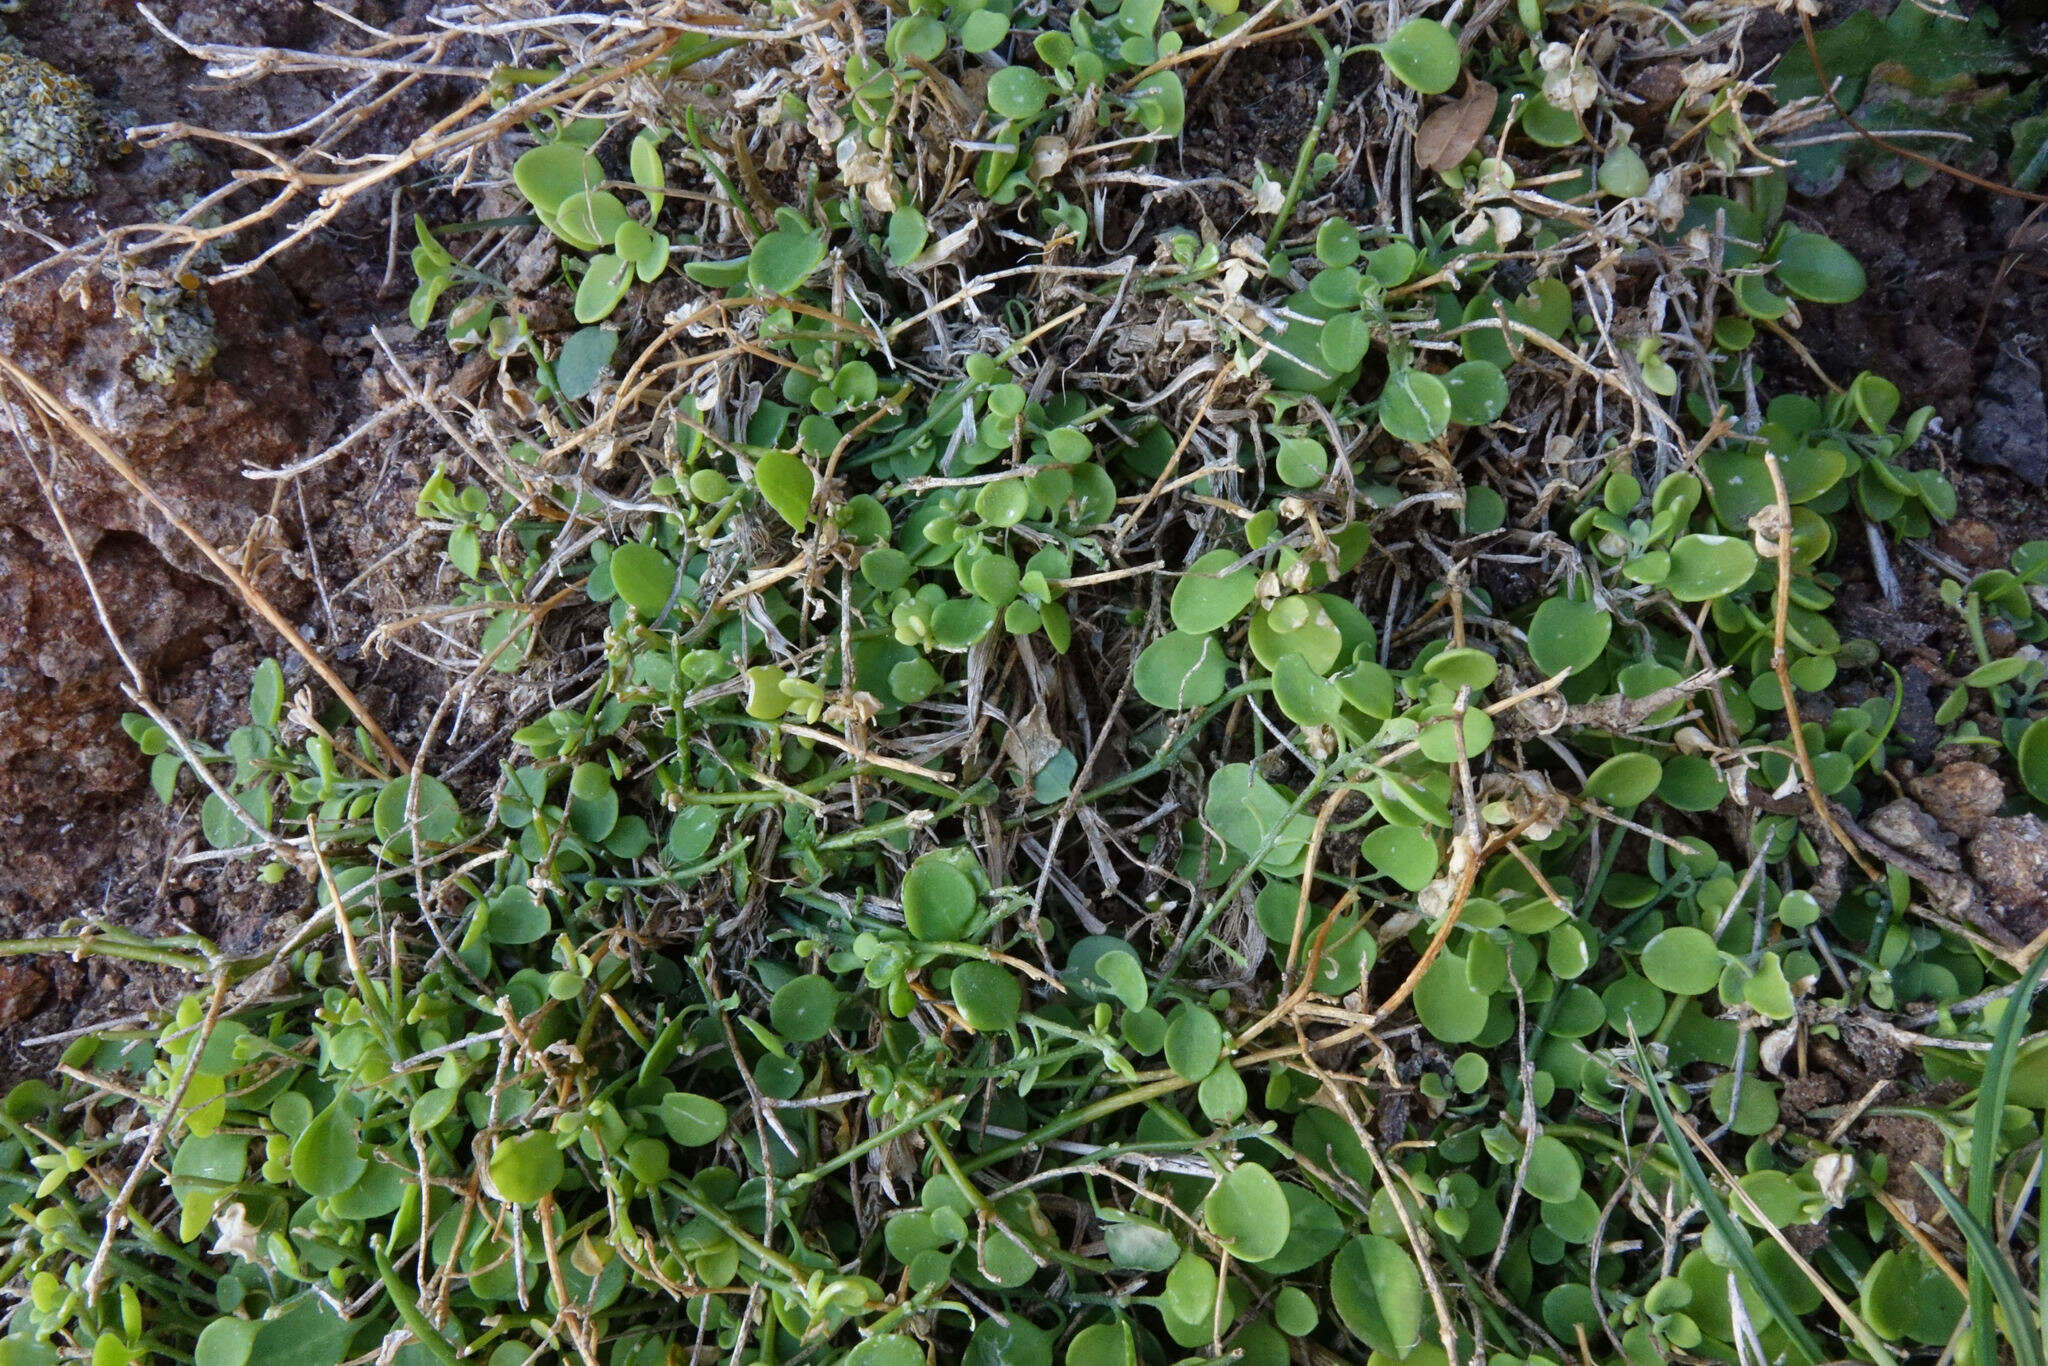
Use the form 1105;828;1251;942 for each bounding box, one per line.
1262;31;1346;260
0;934;211;974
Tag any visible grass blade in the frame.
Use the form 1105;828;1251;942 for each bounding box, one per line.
1969;946;2048;1366
1919;1165;2048;1366
1631;1038;1828;1366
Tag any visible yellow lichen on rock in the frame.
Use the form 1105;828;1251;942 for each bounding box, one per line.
0;50;103;201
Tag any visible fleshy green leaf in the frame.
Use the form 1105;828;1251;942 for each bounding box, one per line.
1378;367;1452;443
1134;631;1229;710
1331;1234;1425;1355
769;975;842;1042
556;326;619;400
988;66;1050;121
904;852;979;941
1171;550;1257;634
289;1101;364;1197
513;142;602;214
609;542;677;617
1203;1164;1292;1263
748;226;828;295
1527;596;1612;678
1381;17;1462;94
1666;533;1759;602
1641;927;1721;994
1773;229;1866;303
489;1131;564;1204
755;449;816;530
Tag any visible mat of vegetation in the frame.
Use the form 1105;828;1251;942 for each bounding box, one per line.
6;0;2048;1363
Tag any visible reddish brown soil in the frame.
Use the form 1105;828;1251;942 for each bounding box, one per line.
0;0;465;1076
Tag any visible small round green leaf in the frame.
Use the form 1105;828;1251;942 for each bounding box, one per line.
959;8;1010;52
1443;360;1508;425
195;1319;260;1366
513;142;601;214
1657;755;1728;812
1584;752;1662;808
1316;217;1362;267
755;449;816;531
950;961;1023;1031
1134;630;1229;710
1164;1003;1224;1081
1276;1285;1320;1335
555;325;618;400
1171;550;1257;634
1331;1234;1425;1355
1640;927;1721;994
1067;937;1149;1009
1414;955;1488;1043
1366;239;1419;287
1743;954;1797;1021
988;66;1050;121
1104;1218;1180;1272
971;554;1022;607
554;190;629;251
1273;653;1342;728
1666;533;1758;602
1378;366;1453;443
1599;144;1650;198
487;886;550;945
1519;92;1582;147
1248;595;1344;673
862;546;914;591
890;657;943;705
630;130;666;214
290;1101;365;1198
657;1093;729;1146
1198;1062;1248;1123
372;773;461;846
845;1339;924;1366
769;975;842;1042
969;1317;1057;1366
1362;825;1439;891
885;206;929;267
1276;436;1331;488
1381;17;1462;94
748;226;828;296
488;1130;564;1205
1423;646;1498;692
1064;1321;1135;1366
1320;311;1373;372
2017;717;2048;803
1527;596;1612;678
976;478;1030;528
887;13;947;62
1773;229;1865;303
1203;1164;1292;1263
904;852;979;941
574;252;634;324
609;542;677;617
1522;1134;1583;1204
1416;704;1493;763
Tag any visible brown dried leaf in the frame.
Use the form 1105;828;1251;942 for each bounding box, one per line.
1415;78;1498;173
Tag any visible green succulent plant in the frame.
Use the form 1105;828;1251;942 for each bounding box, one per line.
13;3;2048;1366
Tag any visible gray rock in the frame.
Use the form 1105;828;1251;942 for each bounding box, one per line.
1965;335;2048;487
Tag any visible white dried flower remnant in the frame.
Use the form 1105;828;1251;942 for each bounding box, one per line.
1538;43;1598;115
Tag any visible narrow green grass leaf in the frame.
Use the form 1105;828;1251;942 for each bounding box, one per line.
1919;1166;2048;1366
1631;1038;1827;1366
1968;946;2048;1366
